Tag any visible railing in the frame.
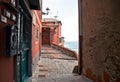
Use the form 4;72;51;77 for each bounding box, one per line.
51;43;78;59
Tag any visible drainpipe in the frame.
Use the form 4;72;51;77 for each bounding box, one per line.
78;0;83;75
39;32;42;60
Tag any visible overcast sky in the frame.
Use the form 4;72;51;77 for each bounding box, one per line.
42;0;78;41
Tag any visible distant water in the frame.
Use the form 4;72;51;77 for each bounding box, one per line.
64;41;78;53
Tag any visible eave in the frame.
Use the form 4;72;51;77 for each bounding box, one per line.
29;0;41;10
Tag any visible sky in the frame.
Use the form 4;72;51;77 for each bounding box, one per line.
42;0;78;41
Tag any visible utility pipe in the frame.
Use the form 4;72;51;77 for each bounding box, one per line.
78;0;83;75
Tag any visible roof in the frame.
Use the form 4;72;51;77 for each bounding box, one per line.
42;18;62;25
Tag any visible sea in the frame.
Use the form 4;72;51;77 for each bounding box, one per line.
64;41;78;53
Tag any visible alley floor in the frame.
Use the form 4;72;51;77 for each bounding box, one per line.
27;46;93;82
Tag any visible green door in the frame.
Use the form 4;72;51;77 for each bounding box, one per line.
17;12;29;82
17;55;21;82
17;50;28;82
21;50;28;82
21;15;29;82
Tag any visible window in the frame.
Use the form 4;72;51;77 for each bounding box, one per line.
59;38;62;43
36;26;38;41
59;37;64;43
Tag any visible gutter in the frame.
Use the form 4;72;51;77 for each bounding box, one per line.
78;0;83;75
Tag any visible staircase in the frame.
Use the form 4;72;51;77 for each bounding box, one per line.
27;46;93;82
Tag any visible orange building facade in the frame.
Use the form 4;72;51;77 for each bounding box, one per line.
42;18;64;46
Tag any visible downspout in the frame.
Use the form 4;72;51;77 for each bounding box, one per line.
78;0;83;75
39;32;42;60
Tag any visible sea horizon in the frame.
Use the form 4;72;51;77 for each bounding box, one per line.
64;41;78;53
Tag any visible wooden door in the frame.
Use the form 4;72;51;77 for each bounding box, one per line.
42;28;50;45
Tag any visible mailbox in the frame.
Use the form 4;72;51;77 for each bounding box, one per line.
0;0;18;25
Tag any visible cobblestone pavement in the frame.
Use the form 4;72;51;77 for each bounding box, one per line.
27;46;93;82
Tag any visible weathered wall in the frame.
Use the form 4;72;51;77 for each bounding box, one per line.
0;2;16;81
42;21;62;45
32;10;42;70
52;43;78;59
54;25;59;45
82;0;120;82
53;23;62;45
0;26;14;82
32;10;42;59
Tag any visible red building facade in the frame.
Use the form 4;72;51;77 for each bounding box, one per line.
53;21;62;45
0;0;42;82
32;10;42;69
0;0;18;82
42;18;64;46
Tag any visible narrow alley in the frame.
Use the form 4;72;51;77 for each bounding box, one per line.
27;46;92;82
0;0;120;82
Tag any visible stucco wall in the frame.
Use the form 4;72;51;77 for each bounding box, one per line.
42;21;61;45
53;23;62;45
0;3;16;81
82;0;120;82
0;27;14;82
32;10;42;58
54;25;59;45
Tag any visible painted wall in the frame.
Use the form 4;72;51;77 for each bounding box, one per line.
53;23;62;45
80;0;120;82
0;2;17;81
42;21;62;45
0;25;14;82
32;10;42;59
42;18;63;46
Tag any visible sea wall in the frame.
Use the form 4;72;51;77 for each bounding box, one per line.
52;43;78;59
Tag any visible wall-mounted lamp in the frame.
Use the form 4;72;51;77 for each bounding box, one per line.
42;7;50;15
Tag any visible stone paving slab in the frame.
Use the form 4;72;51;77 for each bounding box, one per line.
27;46;93;82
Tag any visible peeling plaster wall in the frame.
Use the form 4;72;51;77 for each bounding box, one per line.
82;0;120;82
32;10;42;72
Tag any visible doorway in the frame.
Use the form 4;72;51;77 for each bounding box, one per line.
42;28;50;45
16;6;32;82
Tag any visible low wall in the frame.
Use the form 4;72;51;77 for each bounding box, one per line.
52;43;78;59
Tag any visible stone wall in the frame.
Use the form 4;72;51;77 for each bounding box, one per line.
81;0;120;82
